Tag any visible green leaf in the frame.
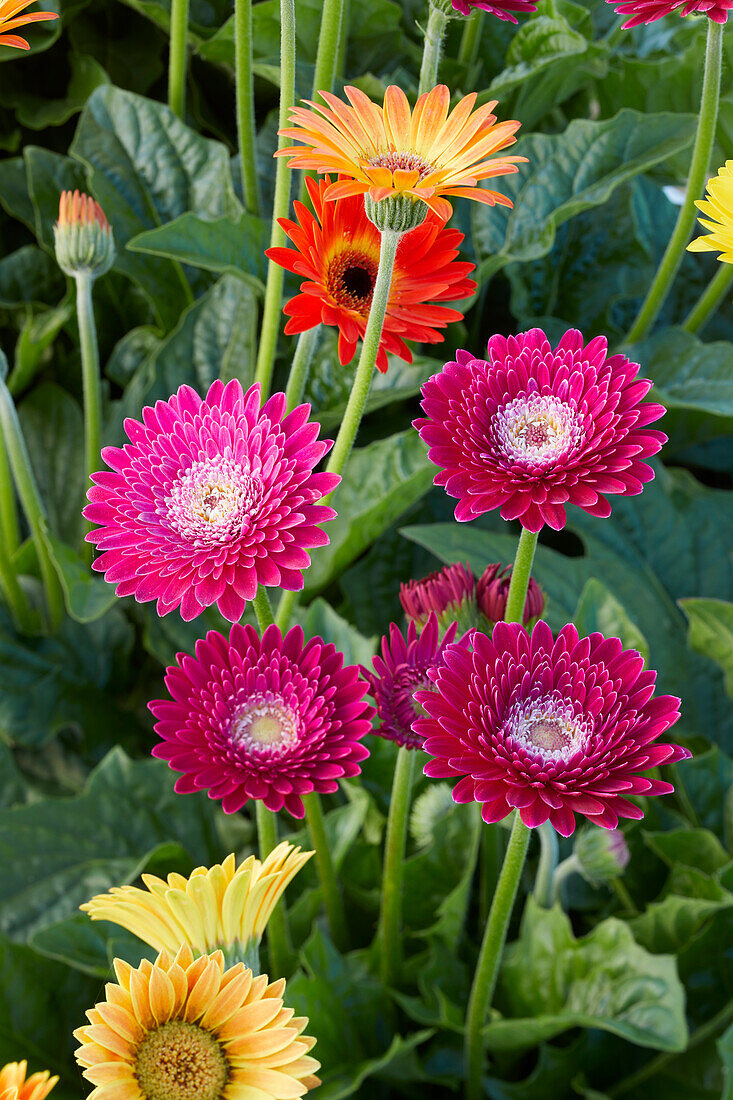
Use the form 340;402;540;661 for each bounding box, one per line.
630;868;733;954
42;530;118;624
0;743;25;810
29;912;152;978
128;210;268;290
489;899;688;1052
24;145;88;252
472;110;696;282
720;1021;733;1100
9;300;74;396
0;156;35;230
628;329;733;419
682;747;733;842
644;829;730;874
0;747;219;940
680;599;733;698
574;578;649;663
0;246;64;309
298;598;376;667
17;382;84;546
303;431;434;594
2;54;109;131
70;86;241;326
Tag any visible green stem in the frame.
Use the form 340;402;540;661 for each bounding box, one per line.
76;274;101;564
255;801;293;976
0;530;33;633
465;813;532;1100
234;0;262;216
254;0;297;398
252;585;276;630
0;427;19;556
304;792;348;950
551;854;579;904
625;19;723;343
458;8;481;69
311;0;343;96
275;588;298;633
683;262;733;334
337;0;350;76
418;4;449;97
285;326;320;413
479;822;505;930
611;876;637;914
168;0;190;118
533;821;559;908
0;381;63;632
377;746;416;987
503;527;539;624
325;228;401;480
608;997;733;1097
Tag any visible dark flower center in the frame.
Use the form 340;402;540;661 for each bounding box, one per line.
327;249;378;314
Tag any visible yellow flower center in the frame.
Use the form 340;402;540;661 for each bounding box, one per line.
135;1021;229;1100
525;717;573;754
229;692;301;755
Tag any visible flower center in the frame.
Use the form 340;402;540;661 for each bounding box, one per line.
492;394;582;468
135;1021;228;1100
367;151;434;179
229;692;301;755
326;249;378;314
165;458;263;546
504;694;591;764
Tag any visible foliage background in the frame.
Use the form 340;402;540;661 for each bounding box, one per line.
0;1;732;1097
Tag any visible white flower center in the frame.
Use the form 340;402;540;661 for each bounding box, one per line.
229;693;301;755
492;394;582;467
504;693;590;763
165;458;263;546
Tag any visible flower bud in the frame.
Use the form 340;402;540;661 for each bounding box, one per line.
400;562;476;635
364;193;429;234
54;190;115;279
476;562;545;627
574;828;630;886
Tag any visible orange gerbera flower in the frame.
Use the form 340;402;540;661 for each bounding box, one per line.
267;175;477;371
0;0;58;50
277;84;525;221
0;1062;57;1100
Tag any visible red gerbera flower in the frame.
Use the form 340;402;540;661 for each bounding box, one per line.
607;0;731;26
414;328;666;532
266;176;476;372
150;623;374;818
450;0;538;22
416;620;690;837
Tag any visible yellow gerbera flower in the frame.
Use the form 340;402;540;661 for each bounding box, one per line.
74;944;320;1100
0;1062;57;1100
277;83;525;221
81;842;312;958
688;160;733;263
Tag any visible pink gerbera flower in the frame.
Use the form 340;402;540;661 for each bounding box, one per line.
84;380;339;622
361;613;460;750
416;620;690;837
607;0;732;27
150;623;373;818
477;563;544;626
399;563;475;627
450;0;538;21
414;329;666;532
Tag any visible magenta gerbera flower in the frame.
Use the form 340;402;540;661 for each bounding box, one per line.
414;329;666;533
361;613;460;750
607;0;731;26
416;620;690;837
150;623;373;818
450;0;538;22
399;563;475;627
84;380;339;622
477;563;544;627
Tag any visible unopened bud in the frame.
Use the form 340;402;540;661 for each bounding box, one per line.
574;828;630;886
54;190;115;279
400;562;476;636
364;193;429;234
477;562;545;628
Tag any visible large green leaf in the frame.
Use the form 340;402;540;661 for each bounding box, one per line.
0;747;219;940
70;86;241;326
574;578;649;664
629;329;733;419
24;146;88;252
298;598;376;667
680;599;733;698
43;529;119;624
17;382;84;546
2;54;108;131
630;864;733;954
489;899;688;1052
0;246;64;309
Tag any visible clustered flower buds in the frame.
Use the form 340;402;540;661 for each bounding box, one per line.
53;190;115;279
400;560;545;635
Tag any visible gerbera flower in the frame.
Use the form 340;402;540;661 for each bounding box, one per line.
688;160;733;263
84;380;339;622
81;842;311;958
0;0;58;50
277;84;524;221
0;1063;56;1100
416;620;689;837
450;0;538;21
607;0;732;25
399;563;475;628
476;563;544;626
74;944;320;1100
150;623;373;818
361;613;460;750
266;176;476;372
414;329;666;532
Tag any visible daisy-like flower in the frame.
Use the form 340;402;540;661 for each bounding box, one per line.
399;563;475;628
607;0;732;25
688;160;733;263
266;176;476;372
361;613;460;750
416;620;690;837
450;0;538;21
0;1063;56;1100
476;562;544;626
277;84;524;221
74;944;320;1100
84;380;339;622
81;843;311;958
150;623;373;818
0;0;58;50
415;329;666;532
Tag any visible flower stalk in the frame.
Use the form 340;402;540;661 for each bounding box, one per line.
304;791;349;951
377;746;416;986
75;272;102;562
0;524;33;634
285;326;321;413
503;527;539;624
418;2;450;97
625;18;723;343
683;263;733;334
533;820;559;908
168;0;190;118
234;0;262;215
458;8;481;68
254;801;293;976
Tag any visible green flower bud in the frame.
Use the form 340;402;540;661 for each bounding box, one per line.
574;827;630;886
363;193;429;234
54;190;115;279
